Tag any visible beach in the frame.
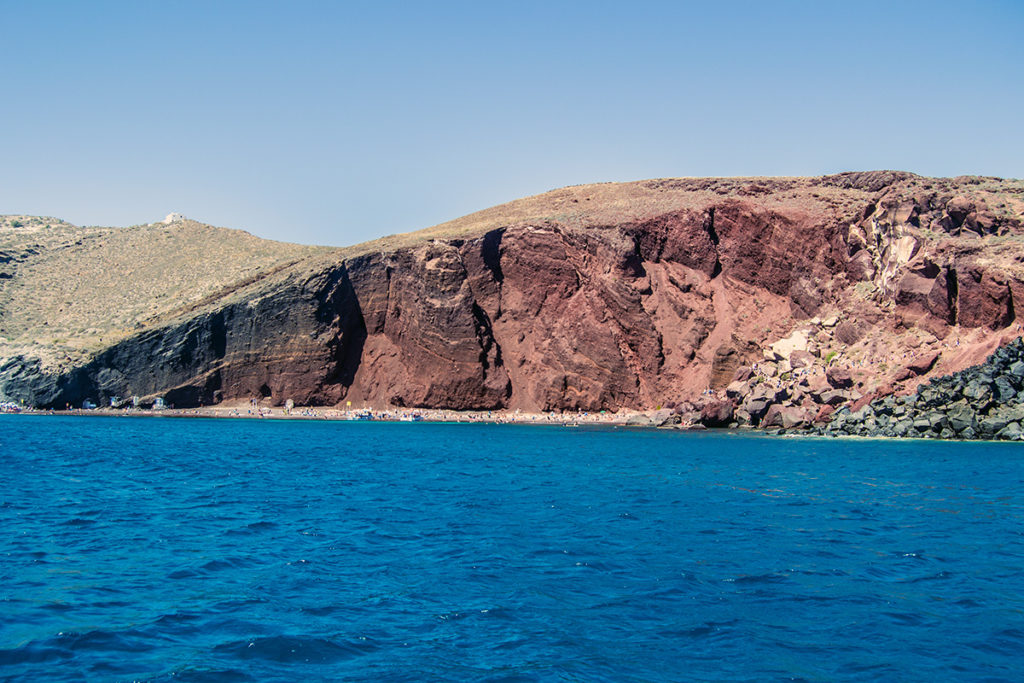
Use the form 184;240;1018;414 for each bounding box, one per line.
4;402;673;428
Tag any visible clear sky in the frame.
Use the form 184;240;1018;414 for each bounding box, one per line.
1;0;1022;246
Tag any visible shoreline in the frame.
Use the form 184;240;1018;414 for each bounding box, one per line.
4;405;1021;443
6;405;1024;444
0;404;680;428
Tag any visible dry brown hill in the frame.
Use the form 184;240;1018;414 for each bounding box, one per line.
0;215;329;372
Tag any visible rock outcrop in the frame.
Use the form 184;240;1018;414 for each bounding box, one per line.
816;338;1024;440
1;172;1023;421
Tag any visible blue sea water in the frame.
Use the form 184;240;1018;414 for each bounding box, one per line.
2;416;1024;682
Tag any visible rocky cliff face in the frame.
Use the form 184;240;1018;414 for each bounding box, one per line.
2;172;1023;416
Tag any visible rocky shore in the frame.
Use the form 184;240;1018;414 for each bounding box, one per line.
813;337;1024;440
6;338;1024;442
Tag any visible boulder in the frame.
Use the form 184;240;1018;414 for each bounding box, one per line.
990;404;1024;424
896;272;936;311
963;381;995;412
700;400;735;428
874;396;895;416
732;366;754;383
650;409;677;427
847;392;876;414
1009;361;1024;379
834;321;865;346
813;404;836;423
806;371;831;394
931;214;957;235
978;416;1009;438
761;404;808;429
743;397;772;422
928;412;949;432
973;210;998;234
895;350;939;380
782;407;811;429
818;389;850;406
769;330;810;361
789;350;816;370
760;403;785;428
945;400;975;434
946;195;975;224
993;378;1016;401
893;419;913;437
678;409;703;425
998;422;1023;441
725;380;751;400
847;250;875;281
826;366;854;389
916;385;947;408
749;384;790;404
913;416;933;432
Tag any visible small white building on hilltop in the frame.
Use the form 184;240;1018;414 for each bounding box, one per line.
162;212;186;224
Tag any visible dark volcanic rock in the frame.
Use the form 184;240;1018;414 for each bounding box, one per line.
818;337;1024;440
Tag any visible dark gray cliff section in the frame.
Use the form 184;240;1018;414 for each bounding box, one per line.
0;263;360;408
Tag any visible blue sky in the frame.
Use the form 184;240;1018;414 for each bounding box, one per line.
1;1;1022;246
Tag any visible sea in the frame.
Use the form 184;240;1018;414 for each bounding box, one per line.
2;415;1023;682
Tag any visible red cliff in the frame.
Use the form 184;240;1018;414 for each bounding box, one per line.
2;171;1023;415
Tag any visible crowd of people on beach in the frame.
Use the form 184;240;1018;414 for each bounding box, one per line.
9;400;637;426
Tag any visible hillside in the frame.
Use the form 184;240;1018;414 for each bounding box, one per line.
0;215;328;371
2;171;1024;420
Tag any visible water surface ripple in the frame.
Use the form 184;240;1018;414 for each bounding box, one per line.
2;416;1024;681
